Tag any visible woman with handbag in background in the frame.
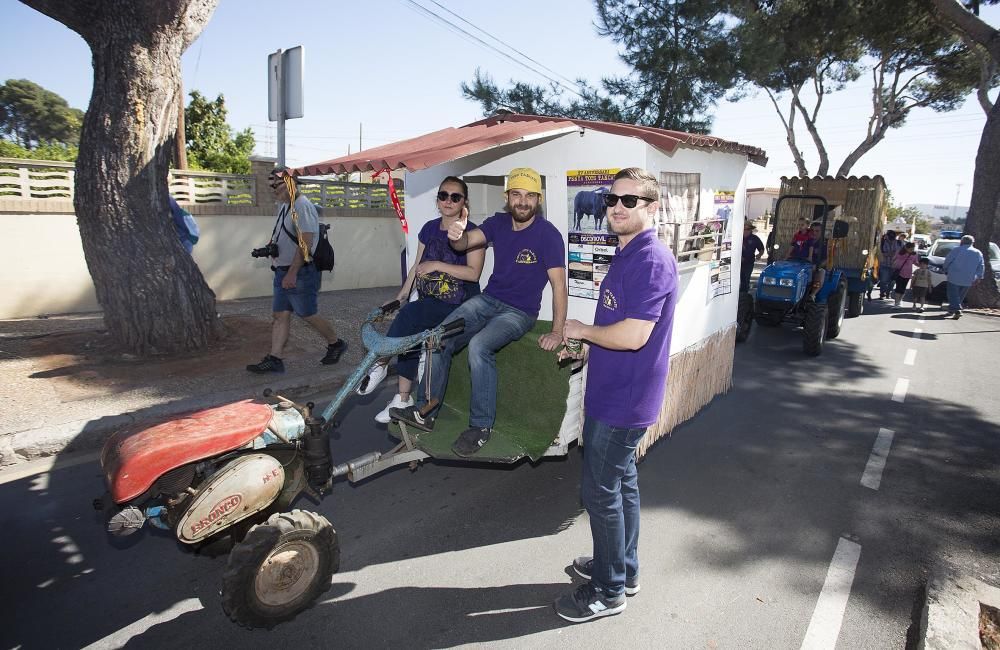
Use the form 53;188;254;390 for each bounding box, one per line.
891;242;919;308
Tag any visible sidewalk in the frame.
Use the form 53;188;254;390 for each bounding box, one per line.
0;285;397;468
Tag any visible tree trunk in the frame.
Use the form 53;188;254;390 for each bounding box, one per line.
765;88;809;176
962;94;1000;308
792;89;829;176
835;123;890;178
21;0;222;355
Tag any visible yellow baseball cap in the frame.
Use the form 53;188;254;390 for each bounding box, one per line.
506;167;542;195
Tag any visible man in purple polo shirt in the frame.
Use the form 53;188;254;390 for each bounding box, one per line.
554;167;678;623
391;167;567;457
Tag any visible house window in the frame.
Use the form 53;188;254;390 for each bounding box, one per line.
659;172;705;263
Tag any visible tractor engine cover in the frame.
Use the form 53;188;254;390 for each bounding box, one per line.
176;454;285;544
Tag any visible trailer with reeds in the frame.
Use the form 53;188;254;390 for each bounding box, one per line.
771;176;888;317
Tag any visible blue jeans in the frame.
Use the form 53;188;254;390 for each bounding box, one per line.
878;266;894;296
386;297;461;381
581;416;646;598
416;294;535;428
946;282;971;313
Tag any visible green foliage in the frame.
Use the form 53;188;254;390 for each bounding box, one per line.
184;90;255;174
0;139;77;161
462;0;736;132
0;79;83;148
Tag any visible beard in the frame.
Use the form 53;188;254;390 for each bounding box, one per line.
505;201;539;223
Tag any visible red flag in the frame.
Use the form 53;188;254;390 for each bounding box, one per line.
372;167;408;234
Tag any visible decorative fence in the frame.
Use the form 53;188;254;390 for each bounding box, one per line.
0;158;403;211
0;158;74;199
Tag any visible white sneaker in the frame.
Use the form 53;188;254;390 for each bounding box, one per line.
356;361;389;396
375;394;413;424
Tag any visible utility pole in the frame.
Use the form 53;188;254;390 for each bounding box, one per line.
952;183;962;221
174;79;187;169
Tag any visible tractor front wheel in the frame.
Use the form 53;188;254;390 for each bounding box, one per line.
222;509;339;629
803;302;828;357
736;292;754;343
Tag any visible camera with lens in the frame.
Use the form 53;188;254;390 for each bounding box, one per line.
250;242;279;259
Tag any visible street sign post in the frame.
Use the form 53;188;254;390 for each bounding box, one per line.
267;46;304;167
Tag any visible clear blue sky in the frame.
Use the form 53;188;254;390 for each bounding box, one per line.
2;0;997;207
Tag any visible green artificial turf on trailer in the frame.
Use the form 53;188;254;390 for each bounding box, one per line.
393;321;573;462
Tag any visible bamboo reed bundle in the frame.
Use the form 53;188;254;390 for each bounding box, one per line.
637;324;736;460
773;177;887;275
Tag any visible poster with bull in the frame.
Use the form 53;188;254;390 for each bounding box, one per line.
567;168;620;300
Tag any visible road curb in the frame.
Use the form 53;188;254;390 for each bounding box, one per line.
0;368;352;470
919;561;1000;650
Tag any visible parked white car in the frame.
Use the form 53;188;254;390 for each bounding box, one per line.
923;238;1000;302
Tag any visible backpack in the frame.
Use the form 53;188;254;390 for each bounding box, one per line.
313;223;335;272
277;214;335;271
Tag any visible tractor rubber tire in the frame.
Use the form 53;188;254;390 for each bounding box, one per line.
222;509;339;629
847;291;864;318
803;302;828;357
827;284;848;339
736;292;754;343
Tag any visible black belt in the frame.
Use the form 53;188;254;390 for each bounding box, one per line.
271;263;311;272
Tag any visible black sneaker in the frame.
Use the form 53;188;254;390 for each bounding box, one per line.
320;339;347;365
451;426;492;457
246;354;285;373
572;556;640;596
554;583;626;623
388;405;435;432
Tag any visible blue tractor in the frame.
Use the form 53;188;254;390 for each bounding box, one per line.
736;194;851;356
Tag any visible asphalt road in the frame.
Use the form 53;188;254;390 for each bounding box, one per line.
2;298;999;649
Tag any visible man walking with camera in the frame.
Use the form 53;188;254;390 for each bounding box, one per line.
246;170;346;373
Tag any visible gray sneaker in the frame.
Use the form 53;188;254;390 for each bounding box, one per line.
572;556;640;596
451;426;492;457
554;583;626;623
388;405;435;432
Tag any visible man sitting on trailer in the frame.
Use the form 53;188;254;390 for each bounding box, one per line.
390;167;567;457
788;221;827;301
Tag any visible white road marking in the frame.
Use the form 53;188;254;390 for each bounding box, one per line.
800;537;862;650
81;598;203;650
912;327;922;339
903;349;917;366
861;428;895;490
892;378;909;403
917;317;925;324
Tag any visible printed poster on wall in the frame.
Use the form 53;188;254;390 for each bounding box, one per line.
567;168;620;300
710;190;735;299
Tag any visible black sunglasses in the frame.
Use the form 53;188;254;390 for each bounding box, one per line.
602;193;655;208
437;191;465;203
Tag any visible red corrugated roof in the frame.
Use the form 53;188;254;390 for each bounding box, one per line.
294;113;767;176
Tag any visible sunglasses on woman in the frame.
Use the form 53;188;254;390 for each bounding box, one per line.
602;193;655;208
437;191;465;203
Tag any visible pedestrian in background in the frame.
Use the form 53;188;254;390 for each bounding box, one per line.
169;195;199;255
740;222;765;293
891;242;918;308
878;230;902;299
943;234;985;319
910;258;932;312
246;170;346;373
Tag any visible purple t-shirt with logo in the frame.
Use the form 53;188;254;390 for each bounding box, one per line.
586;228;678;428
479;212;565;317
416;217;479;304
